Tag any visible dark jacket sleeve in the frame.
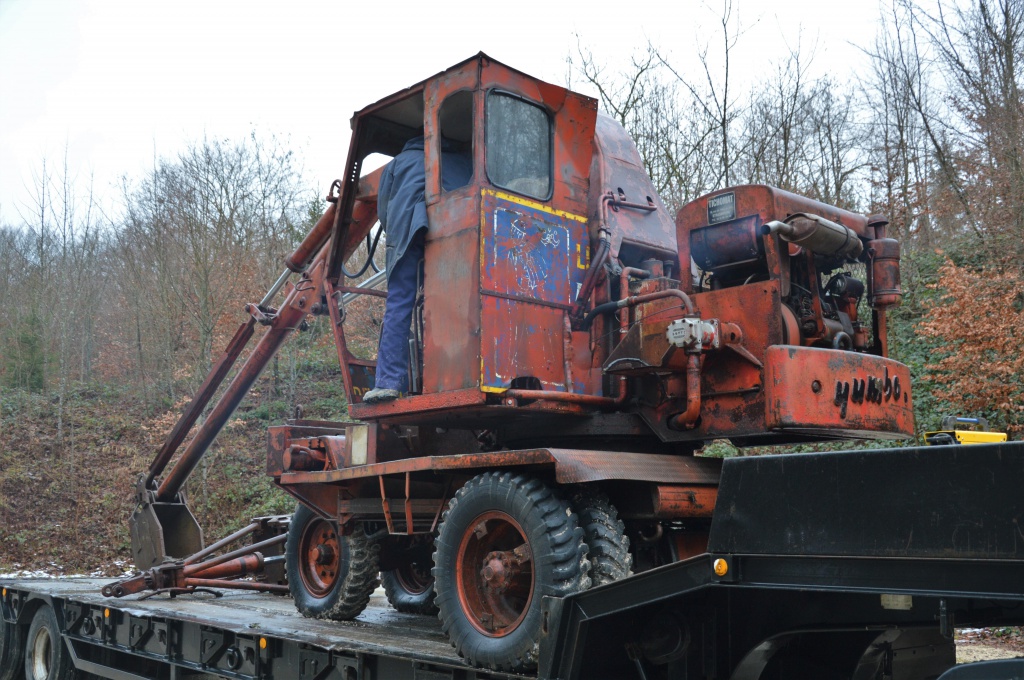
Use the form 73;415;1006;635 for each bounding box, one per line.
377;137;473;279
378;138;428;279
441;151;473;191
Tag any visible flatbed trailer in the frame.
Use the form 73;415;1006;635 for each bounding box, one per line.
4;443;1024;680
0;578;515;680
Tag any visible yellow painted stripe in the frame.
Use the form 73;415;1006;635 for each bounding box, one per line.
479;192;487;392
483;188;587;222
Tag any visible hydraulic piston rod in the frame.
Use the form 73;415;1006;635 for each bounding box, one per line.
155;258;325;503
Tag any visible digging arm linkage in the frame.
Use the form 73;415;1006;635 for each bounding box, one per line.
124;170;383;583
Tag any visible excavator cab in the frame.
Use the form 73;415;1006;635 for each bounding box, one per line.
324;54;916;446
327;54;600;423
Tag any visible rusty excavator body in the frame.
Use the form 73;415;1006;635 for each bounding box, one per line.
114;54;913;672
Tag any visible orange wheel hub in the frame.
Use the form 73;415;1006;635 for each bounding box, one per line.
297;517;341;597
456;511;534;637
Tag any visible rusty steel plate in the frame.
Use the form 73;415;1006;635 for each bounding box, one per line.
278;448;721;486
764;345;914;438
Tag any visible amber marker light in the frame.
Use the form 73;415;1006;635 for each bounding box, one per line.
104;608;110;618
713;558;729;577
260;638;268;650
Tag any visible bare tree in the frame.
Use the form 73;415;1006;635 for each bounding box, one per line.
0;151;107;457
116;134;304;400
738;44;815;192
803;77;866;209
865;9;938;247
874;0;1024;256
659;0;748;189
571;43;709;211
0;224;45;391
574;7;866;213
572;2;754;211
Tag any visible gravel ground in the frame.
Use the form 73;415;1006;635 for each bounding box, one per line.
957;628;1024;664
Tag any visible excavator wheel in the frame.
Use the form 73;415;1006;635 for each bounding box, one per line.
432;472;590;672
24;605;77;680
286;504;380;620
0;607;25;680
571;488;632;586
382;537;438;615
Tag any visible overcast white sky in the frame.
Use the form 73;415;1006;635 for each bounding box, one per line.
0;0;887;225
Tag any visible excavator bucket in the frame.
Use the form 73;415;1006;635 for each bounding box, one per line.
129;479;204;569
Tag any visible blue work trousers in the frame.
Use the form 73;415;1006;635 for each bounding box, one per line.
374;233;423;392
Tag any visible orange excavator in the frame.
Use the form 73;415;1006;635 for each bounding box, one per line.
114;54;912;672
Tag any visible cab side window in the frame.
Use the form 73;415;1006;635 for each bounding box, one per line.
439;91;474;192
486;92;552;200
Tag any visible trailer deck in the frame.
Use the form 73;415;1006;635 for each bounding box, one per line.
0;578;514;679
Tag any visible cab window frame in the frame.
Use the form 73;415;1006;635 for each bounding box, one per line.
484;89;554;202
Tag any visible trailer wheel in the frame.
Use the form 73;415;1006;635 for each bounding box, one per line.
24;605;76;680
0;608;25;680
571;488;632;586
382;541;438;615
286;504;380;620
433;472;590;672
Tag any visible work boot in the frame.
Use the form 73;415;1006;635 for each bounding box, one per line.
363;388;400;404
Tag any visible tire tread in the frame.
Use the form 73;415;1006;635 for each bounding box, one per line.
381;567;439;615
432;472;590;672
286;505;380;621
319;525;380;621
572;488;632;587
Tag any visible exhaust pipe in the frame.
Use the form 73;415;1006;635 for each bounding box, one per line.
762;213;863;260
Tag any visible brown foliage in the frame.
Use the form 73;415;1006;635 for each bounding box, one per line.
918;260;1024;435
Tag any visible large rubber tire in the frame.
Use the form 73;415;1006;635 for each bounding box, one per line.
571;488;632;586
0;608;25;680
381;539;439;615
24;605;77;680
432;472;590;672
286;504;380;620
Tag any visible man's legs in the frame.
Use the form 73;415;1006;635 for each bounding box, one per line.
364;235;423;403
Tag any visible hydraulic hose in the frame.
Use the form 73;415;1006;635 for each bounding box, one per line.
341;226;384;279
583;289;695;329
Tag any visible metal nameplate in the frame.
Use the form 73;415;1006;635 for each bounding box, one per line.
707;191;736;225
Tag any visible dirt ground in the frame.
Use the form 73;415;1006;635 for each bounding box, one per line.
956;628;1024;664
